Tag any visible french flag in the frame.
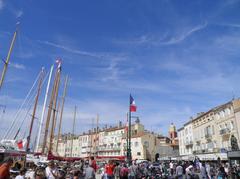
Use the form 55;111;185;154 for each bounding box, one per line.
130;95;137;112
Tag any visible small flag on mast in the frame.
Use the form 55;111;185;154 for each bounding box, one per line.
130;95;137;112
17;140;23;149
55;58;62;69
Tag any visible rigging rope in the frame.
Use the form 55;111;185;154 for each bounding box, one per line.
3;71;41;139
14;70;49;140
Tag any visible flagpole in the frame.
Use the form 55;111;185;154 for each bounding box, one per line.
126;112;129;162
128;94;132;165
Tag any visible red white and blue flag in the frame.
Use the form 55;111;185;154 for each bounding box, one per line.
130;95;137;112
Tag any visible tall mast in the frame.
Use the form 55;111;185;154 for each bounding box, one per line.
56;75;68;153
26;68;44;152
0;26;18;90
94;114;99;157
35;65;54;152
71;106;77;157
48;67;61;153
41;60;61;154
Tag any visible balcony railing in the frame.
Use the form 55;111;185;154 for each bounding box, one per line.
205;133;212;139
185;141;193;146
97;147;121;151
219;128;230;135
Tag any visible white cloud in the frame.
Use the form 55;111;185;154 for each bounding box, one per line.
0;0;4;10
10;62;26;70
160;22;208;45
16;10;23;18
114;22;207;46
38;40;104;59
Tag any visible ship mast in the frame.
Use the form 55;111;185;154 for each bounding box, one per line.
35;65;54;152
56;75;68;153
71;106;77;157
48;65;61;153
41;60;61;154
26;68;45;152
0;26;18;91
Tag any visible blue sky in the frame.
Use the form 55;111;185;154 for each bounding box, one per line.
1;0;240;141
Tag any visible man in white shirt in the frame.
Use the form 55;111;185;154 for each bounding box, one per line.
169;161;174;176
15;168;26;179
45;161;58;179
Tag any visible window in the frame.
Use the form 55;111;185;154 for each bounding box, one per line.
137;152;141;156
144;141;149;148
230;121;234;130
134;141;139;147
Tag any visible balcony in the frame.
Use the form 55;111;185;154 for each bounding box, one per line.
97;147;121;152
220;128;230;135
193;149;208;154
205;133;212;139
185;141;193;147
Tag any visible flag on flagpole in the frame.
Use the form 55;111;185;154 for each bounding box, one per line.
130;95;137;112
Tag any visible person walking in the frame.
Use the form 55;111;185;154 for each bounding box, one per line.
90;157;97;173
119;164;128;179
176;162;183;179
84;161;96;179
45;161;58;179
113;163;120;179
15;168;27;179
105;161;114;179
200;163;208;179
128;162;137;179
0;158;13;179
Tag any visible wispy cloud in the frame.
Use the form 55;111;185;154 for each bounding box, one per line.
159;22;208;45
10;62;26;70
216;23;240;28
38;40;104;59
16;10;23;18
0;0;4;10
114;22;208;46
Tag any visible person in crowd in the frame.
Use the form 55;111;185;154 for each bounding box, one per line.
35;166;46;179
119;163;128;179
105;161;114;179
169;161;174;176
0;158;13;179
90;156;97;173
73;170;80;179
84;160;95;179
186;165;194;179
200;162;208;179
45;161;58;179
128;161;137;179
25;164;36;179
176;162;183;179
217;166;227;179
205;162;211;179
113;162;120;179
15;168;27;179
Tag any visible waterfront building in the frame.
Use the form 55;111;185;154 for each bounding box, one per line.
178;99;240;161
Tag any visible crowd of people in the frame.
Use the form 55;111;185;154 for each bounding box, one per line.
0;156;240;179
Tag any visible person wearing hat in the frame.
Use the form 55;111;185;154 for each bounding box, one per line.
84;160;95;179
0;158;13;179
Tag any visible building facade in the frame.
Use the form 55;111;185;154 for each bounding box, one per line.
178;99;240;161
